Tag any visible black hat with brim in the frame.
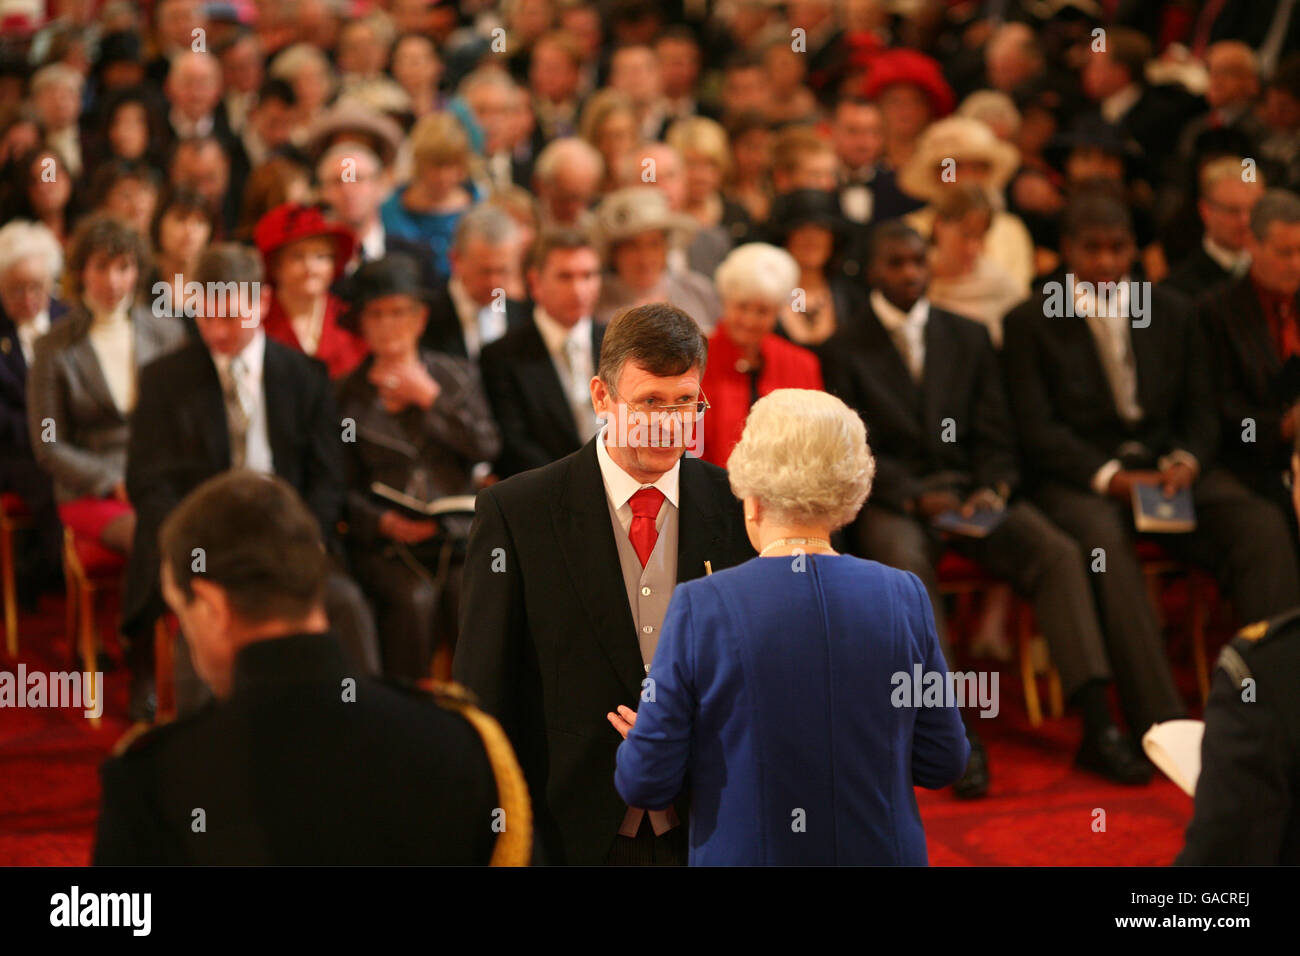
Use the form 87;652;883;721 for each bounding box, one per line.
335;253;437;334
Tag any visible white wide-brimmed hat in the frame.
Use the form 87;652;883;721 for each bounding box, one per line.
899;116;1021;204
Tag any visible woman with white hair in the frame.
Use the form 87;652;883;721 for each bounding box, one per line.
0;220;67;600
611;388;970;865
699;243;823;466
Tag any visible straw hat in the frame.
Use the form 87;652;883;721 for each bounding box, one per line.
589;187;698;258
898;116;1021;204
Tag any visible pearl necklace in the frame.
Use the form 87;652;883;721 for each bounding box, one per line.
759;536;835;556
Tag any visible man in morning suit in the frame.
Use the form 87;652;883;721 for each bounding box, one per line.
825;222;1150;796
95;471;528;865
418;205;530;362
1162;156;1262;301
455;303;756;865
122;244;379;720
1002;191;1300;740
479;229;606;477
1177;432;1300;865
1198;189;1300;525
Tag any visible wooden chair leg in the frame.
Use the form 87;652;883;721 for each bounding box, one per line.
78;580;100;727
154;617;176;725
2;522;16;657
1047;667;1064;719
1017;602;1043;727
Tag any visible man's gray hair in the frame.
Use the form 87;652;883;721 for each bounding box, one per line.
453;204;521;255
0;220;63;284
1250;189;1300;241
535;137;605;186
195;242;264;287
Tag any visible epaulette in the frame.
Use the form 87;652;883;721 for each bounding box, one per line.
1217;607;1300;689
428;680;533;867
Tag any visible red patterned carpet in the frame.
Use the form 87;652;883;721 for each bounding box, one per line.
0;587;1206;866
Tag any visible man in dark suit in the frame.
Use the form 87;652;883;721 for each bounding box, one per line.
479;229;606;478
1177;434;1300;866
122;244;379;719
1080;27;1204;183
1199;189;1300;522
826;222;1150;794
0;223;67;603
1162;155;1262;301
455;302;755;865
419;205;530;362
315;142;441;290
1003;191;1300;737
162;52;250;223
95;471;527;865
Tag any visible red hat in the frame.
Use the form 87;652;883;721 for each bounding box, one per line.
252;203;357;280
859;49;956;118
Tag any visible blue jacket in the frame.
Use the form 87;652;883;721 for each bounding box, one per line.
615;553;970;865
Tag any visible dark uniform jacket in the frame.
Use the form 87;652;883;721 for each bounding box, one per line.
93;631;527;865
1177;607;1300;865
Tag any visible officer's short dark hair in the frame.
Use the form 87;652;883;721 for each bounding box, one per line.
598;302;708;388
159;472;330;624
1061;184;1135;239
864;220;924;269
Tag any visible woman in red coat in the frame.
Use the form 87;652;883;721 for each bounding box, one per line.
700;242;824;466
253;202;368;379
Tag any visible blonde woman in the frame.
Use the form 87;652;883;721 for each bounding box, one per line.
380;112;481;279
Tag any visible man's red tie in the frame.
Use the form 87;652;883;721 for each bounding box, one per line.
628;487;665;567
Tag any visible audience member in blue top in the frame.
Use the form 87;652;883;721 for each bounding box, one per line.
611;388;971;865
380;112;481;280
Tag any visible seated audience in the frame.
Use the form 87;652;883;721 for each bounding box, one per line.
1002;192;1300;738
421;205;529;362
827;221;1151;794
96;471;525;865
926;183;1026;346
612;388;969;864
1163;156;1264;300
700;243;822;467
253;201;369;379
146;187;217;337
336;254;501;681
900;115;1035;291
592;186;721;330
481;229;605;478
27;214;184;556
1199;189;1300;522
0;220;66;600
123;243;380;721
766;189;864;353
381;111;482;280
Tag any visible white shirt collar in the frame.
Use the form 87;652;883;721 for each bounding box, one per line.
533;306;591;357
15;309;49;364
213;328;266;379
360;221;386;260
870;289;929;332
448;277;482;324
1203;235;1250;274
1100;83;1142;123
595;423;681;511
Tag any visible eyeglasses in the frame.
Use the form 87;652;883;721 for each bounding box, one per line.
607;382;710;419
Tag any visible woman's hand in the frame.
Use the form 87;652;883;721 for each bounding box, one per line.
606;704;638;739
370;360;440;413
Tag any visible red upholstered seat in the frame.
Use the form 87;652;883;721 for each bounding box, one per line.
936;550;989;582
1135;538;1174;562
71;533;126;578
